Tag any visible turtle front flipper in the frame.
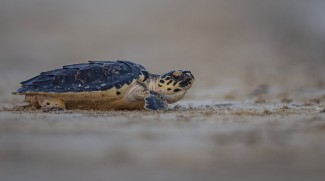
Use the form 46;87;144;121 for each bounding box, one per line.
144;91;167;111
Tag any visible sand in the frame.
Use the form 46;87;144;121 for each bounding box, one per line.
1;94;325;181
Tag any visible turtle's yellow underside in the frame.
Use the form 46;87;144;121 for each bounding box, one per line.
19;83;145;110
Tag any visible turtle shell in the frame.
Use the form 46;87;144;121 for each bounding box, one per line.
17;60;149;93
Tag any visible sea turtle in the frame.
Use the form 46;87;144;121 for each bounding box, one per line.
13;60;194;111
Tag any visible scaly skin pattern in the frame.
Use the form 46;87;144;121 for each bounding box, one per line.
14;60;194;110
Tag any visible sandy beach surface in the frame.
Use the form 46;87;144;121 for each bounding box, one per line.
1;94;325;181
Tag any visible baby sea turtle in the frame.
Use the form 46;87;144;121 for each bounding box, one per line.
13;60;194;111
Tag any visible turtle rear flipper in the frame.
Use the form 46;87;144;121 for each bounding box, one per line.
144;91;167;111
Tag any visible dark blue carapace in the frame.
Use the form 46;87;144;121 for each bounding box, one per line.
17;60;146;93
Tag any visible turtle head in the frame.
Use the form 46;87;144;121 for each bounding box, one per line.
156;70;194;103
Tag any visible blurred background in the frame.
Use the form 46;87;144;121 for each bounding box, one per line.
1;1;325;181
1;0;325;102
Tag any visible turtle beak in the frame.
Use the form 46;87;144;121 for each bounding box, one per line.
182;70;195;80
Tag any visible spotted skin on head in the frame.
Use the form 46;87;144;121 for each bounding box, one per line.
158;70;194;93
